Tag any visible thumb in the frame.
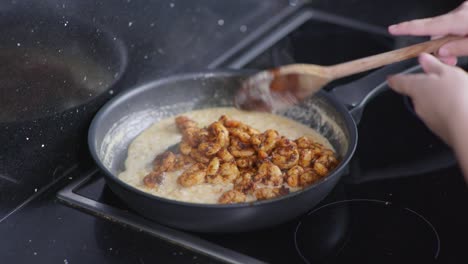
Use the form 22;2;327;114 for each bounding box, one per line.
438;38;468;57
387;74;426;97
418;53;446;75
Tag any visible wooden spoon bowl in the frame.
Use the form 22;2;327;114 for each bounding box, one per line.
235;36;463;112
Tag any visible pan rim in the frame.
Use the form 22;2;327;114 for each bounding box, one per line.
88;70;358;209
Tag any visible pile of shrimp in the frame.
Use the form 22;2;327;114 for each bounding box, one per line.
143;115;339;204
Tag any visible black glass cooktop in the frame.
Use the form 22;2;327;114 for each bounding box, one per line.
57;9;468;264
58;88;468;264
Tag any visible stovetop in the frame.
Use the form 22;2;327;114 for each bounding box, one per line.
58;9;468;264
57;88;468;263
2;1;468;264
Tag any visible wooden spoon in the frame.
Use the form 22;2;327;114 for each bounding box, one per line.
234;36;463;112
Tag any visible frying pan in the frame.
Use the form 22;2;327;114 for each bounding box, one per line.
89;60;419;233
0;9;128;205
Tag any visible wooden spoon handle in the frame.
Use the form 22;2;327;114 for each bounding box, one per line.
328;35;464;79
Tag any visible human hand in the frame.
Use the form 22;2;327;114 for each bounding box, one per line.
388;1;468;66
387;53;468;146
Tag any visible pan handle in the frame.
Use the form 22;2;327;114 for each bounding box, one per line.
344;149;456;184
331;59;457;181
330;59;419;124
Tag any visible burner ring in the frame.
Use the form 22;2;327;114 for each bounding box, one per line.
294;199;440;263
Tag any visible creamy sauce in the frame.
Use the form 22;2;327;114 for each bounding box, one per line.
118;107;333;204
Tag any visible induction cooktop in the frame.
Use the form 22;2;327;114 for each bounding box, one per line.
58;8;468;264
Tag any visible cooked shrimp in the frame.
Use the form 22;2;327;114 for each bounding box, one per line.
217;148;235;162
189;148;210;164
173;154;195;170
179;141;192;155
177;163;207;187
220;115;259;135
245;127;261;136
254;187;289;200
175;116;198;131
218;161;240;182
313;162;329;177
299;170;320;186
143;171;164;188
156;114;338;203
182;127;203;147
153;151;176;173
198;142;220;156
316;150;339;168
198;121;229;156
206;161;240;184
175;116;204;147
209;121;229;147
206;157;220;176
236;156;256;169
254;161;283;186
286;165;303;187
271;138;299;169
233;171;256;194
295;136;312;149
229;137;255;158
251;129;279;155
218;190;246;204
257;150;269;160
219;115;241;128
228;127;251;143
298;148;315;168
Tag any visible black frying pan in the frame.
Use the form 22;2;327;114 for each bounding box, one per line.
0;9;128;199
88;60;418;233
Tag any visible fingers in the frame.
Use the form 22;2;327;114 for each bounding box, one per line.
431;35;458;65
388;2;468;66
388;14;456;36
438;56;458;66
438;38;468;57
387;73;428;97
418;53;446;74
388;53;455;96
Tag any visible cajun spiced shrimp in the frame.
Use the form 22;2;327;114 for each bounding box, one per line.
141;114;339;204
